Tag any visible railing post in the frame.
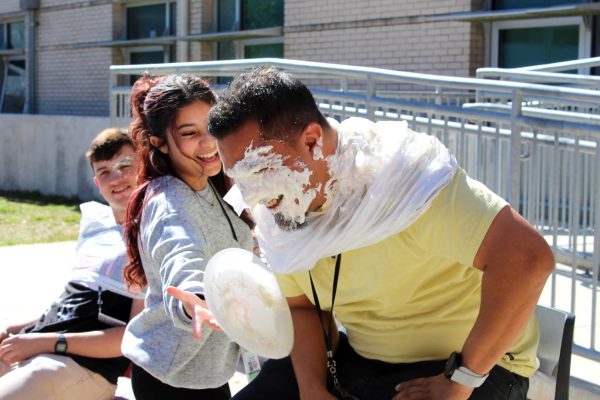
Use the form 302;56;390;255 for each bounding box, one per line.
509;90;522;208
592;138;600;350
109;70;116;127
340;78;347;92
367;75;376;120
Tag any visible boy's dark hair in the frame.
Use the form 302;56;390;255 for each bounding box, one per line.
207;66;329;141
86;128;134;168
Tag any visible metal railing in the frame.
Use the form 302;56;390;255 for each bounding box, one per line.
110;57;600;362
476;68;600;89
517;56;600;73
475;58;600;116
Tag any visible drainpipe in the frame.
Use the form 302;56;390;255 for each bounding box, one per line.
20;0;40;114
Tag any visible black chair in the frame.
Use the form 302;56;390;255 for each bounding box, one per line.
534;304;576;400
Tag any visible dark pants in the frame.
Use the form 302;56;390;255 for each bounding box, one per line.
131;363;232;400
233;333;528;400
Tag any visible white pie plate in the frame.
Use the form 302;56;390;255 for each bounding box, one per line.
204;248;294;359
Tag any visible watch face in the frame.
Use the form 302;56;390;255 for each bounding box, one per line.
55;336;68;354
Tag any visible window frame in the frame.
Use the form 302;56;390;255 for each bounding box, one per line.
1;19;26;50
125;0;175;39
491;16;592;70
123;45;173;64
0;18;27;114
241;36;284;58
7;20;25;50
0;59;5;108
0;22;6;50
123;0;175;65
216;0;241;32
214;0;284;60
492;0;588;11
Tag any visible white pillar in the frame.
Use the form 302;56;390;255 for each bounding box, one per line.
177;0;189;62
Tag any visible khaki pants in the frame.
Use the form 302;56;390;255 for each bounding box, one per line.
0;354;116;400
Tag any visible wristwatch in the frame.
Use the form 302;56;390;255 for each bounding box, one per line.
54;334;68;354
444;351;489;388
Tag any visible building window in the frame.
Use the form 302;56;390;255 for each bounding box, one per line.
1;60;26;113
216;0;284;60
493;0;587;10
242;0;284;30
244;41;284;58
127;2;176;39
8;21;25;49
1;21;26;114
125;47;174;84
491;17;591;69
1;21;25;50
125;2;176;65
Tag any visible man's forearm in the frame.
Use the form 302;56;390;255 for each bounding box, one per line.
462;249;554;374
0;327;127;364
32;327;127;358
289;307;338;400
461;206;555;375
64;327;127;358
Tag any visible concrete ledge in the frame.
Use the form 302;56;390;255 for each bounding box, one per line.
0;114;110;200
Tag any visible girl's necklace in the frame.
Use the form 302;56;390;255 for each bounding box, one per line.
195;184;216;207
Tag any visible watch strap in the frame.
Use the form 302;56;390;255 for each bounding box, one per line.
449;366;489;388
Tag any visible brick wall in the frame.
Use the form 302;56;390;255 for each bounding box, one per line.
189;0;204;61
0;1;20;15
188;0;215;62
2;0;488;116
35;2;115;116
286;0;470;26
200;0;215;60
284;0;481;77
469;23;485;75
41;0;111;8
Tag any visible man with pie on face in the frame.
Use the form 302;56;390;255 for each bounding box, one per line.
208;67;554;400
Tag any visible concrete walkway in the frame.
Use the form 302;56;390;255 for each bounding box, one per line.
1;241;599;399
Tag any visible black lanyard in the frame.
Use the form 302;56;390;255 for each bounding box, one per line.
309;254;354;398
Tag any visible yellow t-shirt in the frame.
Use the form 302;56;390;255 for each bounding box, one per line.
276;168;539;378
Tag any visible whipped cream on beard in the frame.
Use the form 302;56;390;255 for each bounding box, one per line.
225;144;320;231
230;117;457;274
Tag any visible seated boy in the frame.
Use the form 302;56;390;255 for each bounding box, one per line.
0;128;145;400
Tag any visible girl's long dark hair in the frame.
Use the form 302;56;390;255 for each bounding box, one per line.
123;74;252;289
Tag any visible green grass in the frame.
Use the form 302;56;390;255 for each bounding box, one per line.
0;191;81;246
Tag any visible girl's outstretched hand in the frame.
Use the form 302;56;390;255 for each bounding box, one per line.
166;286;222;340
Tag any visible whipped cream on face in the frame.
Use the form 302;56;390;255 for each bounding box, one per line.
247;117;458;274
225;144;319;230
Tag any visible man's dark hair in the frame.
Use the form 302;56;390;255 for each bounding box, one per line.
207;66;329;141
86;128;134;168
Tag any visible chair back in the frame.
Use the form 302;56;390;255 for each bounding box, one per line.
535;304;575;400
